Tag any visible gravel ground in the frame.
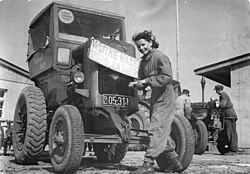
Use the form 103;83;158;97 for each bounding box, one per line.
0;148;250;174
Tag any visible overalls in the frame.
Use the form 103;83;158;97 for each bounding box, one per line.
138;49;178;164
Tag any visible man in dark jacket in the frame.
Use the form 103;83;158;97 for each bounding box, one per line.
214;85;238;154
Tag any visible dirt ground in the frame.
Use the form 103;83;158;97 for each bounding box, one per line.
0;146;250;174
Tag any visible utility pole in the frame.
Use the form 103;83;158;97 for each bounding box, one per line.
176;0;180;81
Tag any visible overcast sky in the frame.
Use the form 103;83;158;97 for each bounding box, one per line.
1;0;250;101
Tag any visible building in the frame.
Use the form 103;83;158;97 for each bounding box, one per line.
0;58;34;120
194;53;250;151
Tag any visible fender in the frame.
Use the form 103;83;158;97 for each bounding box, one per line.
75;89;90;98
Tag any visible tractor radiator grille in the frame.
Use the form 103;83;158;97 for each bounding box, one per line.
98;65;135;97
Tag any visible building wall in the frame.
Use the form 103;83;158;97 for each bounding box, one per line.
0;65;34;120
231;60;250;148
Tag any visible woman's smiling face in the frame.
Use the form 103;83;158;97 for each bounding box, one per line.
135;38;153;55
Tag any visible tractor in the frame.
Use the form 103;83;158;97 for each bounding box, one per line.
191;100;228;154
12;2;194;174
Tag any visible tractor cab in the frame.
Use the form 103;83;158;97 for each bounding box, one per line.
27;1;138;111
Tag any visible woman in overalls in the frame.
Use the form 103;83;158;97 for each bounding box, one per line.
129;30;182;174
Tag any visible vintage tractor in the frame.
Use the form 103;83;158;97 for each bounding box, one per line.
12;1;194;174
0;120;13;155
191;100;227;154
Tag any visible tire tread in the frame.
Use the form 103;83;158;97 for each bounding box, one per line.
13;86;47;164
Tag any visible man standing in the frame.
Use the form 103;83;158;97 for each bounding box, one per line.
214;85;238;154
175;89;192;119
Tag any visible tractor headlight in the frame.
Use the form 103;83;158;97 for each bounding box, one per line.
73;71;85;83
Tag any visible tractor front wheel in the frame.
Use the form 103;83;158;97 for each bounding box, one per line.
49;105;85;174
217;131;230;155
12;86;47;164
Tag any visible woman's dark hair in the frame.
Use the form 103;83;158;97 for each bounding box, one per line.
132;30;159;48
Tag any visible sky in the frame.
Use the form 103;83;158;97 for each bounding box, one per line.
1;0;250;102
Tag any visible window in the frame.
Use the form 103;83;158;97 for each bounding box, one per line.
0;89;7;118
58;8;124;42
29;8;50;53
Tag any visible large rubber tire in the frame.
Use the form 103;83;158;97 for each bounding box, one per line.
128;101;150;151
13;86;47;164
192;120;208;155
49;105;85;174
217;131;230;155
156;114;195;173
93;143;128;163
0;126;4;150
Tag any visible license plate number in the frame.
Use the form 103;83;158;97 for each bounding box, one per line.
103;95;129;107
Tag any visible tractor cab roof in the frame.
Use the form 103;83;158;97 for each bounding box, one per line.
30;1;125;28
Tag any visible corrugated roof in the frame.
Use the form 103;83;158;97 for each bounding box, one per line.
194;53;250;87
0;58;29;78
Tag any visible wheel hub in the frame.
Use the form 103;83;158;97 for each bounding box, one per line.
51;119;68;163
55;132;65;145
15;103;27;151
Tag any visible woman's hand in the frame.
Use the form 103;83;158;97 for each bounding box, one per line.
128;80;147;90
128;81;138;88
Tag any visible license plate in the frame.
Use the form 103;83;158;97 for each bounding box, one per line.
103;94;129;107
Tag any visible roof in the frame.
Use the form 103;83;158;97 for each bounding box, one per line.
30;1;125;27
194;53;250;87
0;58;29;78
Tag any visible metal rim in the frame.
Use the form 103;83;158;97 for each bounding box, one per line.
51;116;68;164
15;98;27;151
129;114;143;136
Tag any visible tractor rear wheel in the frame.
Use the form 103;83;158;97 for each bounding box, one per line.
93;143;128;163
192;120;208;155
49;105;85;174
12;86;47;164
156;114;195;173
